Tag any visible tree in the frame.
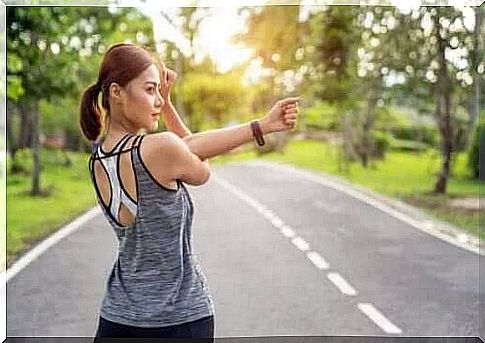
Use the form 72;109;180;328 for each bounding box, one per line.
388;6;479;193
466;6;484;147
7;6;154;195
179;66;247;132
235;5;308;99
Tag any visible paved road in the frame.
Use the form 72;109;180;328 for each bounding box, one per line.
6;161;482;338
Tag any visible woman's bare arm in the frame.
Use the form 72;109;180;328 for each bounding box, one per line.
182;118;271;160
162;101;211;170
183;97;300;160
159;68;299;161
161;101;192;139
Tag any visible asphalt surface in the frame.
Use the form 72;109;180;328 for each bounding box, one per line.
6;161;482;338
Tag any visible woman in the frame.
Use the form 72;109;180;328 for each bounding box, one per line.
79;43;300;339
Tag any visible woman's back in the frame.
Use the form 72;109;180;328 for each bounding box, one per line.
89;132;215;327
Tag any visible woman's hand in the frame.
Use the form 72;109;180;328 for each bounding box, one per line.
159;68;178;106
260;97;301;134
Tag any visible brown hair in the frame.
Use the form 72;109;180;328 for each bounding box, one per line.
79;43;162;142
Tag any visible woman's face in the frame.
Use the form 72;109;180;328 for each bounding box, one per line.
120;64;165;132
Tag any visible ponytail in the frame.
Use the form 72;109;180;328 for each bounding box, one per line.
79;82;103;142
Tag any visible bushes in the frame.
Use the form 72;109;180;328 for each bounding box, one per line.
468;116;484;179
303;101;340;131
9;148;73;174
389;137;430;152
391;125;438;147
372;131;390;158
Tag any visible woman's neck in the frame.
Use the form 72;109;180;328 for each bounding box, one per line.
104;121;137;140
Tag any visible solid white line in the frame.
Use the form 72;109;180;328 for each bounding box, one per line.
358;303;402;334
213;174;289;233
244;160;482;256
256;206;267;214
327;272;357;296
280;225;296;238
306;251;329;269
3;207;101;284
292;237;310;251
271;217;284;228
263;211;276;221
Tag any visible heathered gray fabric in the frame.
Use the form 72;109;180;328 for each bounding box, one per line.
89;133;215;328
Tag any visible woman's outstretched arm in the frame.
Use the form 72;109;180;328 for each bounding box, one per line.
183;97;300;161
159;68;300;161
183;121;263;160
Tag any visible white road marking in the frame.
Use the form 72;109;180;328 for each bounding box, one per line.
214;172;402;334
256;207;266;215
358;303;403;334
327;272;357;296
306;251;329;269
292;237;310;251
263;211;276;221
271;217;284;228
280;225;296;238
3;207;101;284
245;160;482;256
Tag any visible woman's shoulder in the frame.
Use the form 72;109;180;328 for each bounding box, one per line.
141;132;188;158
137;132;182;190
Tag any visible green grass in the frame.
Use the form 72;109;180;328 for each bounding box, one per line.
213;139;483;240
7;150;96;268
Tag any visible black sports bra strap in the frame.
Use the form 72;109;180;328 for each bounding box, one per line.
132;134;144;147
94;133;137;159
99;133;133;154
118;133;137;152
113;133;135;153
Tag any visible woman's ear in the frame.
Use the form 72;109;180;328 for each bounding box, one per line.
109;82;123;103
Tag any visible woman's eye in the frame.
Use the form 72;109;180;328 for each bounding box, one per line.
147;88;154;93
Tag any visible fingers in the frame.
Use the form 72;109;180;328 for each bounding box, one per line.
160;68;177;88
160;68;168;85
278;96;300;108
279;97;300;130
166;69;177;83
284;113;298;120
283;103;299;113
286;119;297;129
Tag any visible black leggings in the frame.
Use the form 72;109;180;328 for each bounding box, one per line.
94;315;214;340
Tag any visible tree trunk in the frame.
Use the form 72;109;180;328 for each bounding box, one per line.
360;110;370;168
30;100;42;196
360;94;377;168
467;6;482;147
6;101;18;158
339;106;358;165
19;101;33;149
480;127;485;180
434;17;453;194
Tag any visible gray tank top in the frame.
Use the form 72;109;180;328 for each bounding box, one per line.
88;132;215;328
